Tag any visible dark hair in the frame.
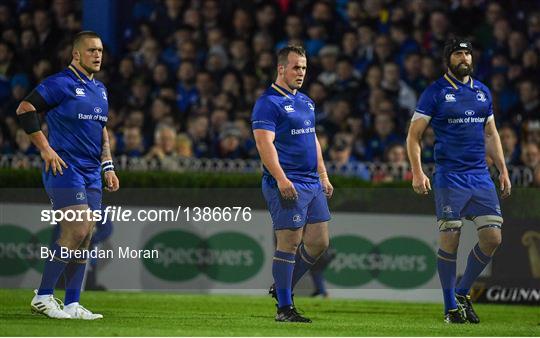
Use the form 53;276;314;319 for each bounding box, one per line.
277;45;306;66
73;30;100;47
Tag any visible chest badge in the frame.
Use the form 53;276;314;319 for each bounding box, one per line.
476;90;486;102
75;88;86;97
445;93;456;102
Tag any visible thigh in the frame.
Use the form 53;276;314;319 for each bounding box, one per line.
85;178;103;211
303;221;329;246
306;182;331;224
43;165;88;210
433;173;472;220
462;175;502;217
262;179;310;230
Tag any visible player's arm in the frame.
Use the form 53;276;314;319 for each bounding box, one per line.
315;136;333;198
485;118;511;198
406;117;431;194
101;127;119;192
16;99;67;176
253;129;297;200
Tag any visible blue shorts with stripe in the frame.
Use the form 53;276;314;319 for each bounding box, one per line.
42;162;102;211
433;172;501;221
262;176;331;230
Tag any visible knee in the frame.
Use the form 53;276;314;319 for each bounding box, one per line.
59;223;92;248
480;234;502;253
305;237;329;257
277;238;301;254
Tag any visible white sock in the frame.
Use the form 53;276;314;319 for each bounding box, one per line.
36;293;53;301
64;302;79;308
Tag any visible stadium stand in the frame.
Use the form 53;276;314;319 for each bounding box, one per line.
0;0;539;185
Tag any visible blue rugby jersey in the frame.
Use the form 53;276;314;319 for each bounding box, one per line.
415;73;493;174
35;65;108;176
251;83;319;183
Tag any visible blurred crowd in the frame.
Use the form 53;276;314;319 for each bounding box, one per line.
0;0;539;184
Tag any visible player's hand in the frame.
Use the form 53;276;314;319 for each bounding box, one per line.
412;172;431;195
41;146;67;176
277;177;298;200
499;171;511;198
321;178;333;199
104;171;120;192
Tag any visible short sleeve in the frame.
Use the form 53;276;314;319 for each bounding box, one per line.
415;85;438;118
35;76;66;108
251;97;279;132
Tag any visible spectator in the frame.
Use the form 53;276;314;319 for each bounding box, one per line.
365;113;403;162
327;134;370;180
372;143;412;182
121;127;145;157
317;45;339;88
507;79;540;126
145;125;178;169
520;142;540;169
381;62;417;113
176;132;193;158
499;125;521;165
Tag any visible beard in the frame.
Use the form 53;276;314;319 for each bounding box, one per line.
449;61;473;79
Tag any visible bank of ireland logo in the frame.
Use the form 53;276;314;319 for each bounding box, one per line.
476;90;486;102
94;107;102;114
465;110;475;116
304;120;311;126
445;93;456;102
325;235;436;288
0;225;54;276
142;230;264;283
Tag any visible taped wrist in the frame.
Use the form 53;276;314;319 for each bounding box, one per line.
102;160;115;173
18;110;41;134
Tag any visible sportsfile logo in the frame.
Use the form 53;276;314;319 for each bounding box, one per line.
326;235;436;288
142;230;264;282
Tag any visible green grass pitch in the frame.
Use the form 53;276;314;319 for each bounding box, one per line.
0;289;538;336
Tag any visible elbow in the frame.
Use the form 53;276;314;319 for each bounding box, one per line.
16;101;34;115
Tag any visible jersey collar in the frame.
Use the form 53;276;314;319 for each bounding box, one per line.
444;72;473;90
68;64;94;84
271;83;295;98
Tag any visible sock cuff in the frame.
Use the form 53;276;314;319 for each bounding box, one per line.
299;244;316;265
437;249;457;261
274;250;295;264
472;243;491;264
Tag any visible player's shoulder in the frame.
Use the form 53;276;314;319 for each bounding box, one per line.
296;91;314;103
254;87;284;106
418;77;446;100
472;78;490;92
40;69;72;86
92;78;107;89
